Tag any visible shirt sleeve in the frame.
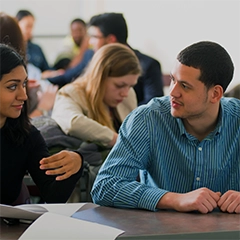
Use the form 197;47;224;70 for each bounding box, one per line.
91;107;167;211
27;127;83;203
51;89;114;145
48;49;94;87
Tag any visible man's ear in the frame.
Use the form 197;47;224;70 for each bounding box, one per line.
106;34;117;43
210;85;223;103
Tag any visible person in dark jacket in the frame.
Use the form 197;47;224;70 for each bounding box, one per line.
47;13;164;105
16;10;50;72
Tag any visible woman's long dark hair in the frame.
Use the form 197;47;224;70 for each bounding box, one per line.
0;43;31;145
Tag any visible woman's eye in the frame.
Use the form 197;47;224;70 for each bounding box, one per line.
8;85;17;90
23;80;28;88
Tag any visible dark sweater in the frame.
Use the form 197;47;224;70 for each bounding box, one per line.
0;125;83;205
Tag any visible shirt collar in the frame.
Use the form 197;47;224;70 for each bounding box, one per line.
175;103;224;140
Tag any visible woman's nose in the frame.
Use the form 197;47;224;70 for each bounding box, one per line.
120;87;129;98
17;87;28;101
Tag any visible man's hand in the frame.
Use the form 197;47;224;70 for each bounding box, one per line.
218;190;240;213
39;150;82;181
158;188;221;213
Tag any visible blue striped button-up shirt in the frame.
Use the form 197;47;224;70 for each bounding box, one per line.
91;96;240;211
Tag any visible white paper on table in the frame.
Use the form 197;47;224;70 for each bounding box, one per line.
18;212;124;240
0;203;94;220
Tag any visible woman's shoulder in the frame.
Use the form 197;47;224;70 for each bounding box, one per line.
58;83;80;95
29;124;42;137
54;83;88;113
58;83;86;101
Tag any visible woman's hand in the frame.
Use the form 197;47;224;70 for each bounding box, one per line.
39;150;82;181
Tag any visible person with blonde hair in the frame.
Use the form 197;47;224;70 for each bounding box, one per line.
52;43;142;147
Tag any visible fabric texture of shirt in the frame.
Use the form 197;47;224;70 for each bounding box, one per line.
27;41;50;72
0;125;83;205
91;96;240;211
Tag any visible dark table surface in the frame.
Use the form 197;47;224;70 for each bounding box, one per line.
1;205;240;239
73;206;240;239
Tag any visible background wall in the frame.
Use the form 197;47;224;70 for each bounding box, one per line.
1;0;239;91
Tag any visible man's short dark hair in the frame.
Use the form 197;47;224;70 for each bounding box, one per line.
177;41;234;92
71;18;86;27
88;12;128;44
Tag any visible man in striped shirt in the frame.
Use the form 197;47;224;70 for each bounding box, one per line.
91;41;240;214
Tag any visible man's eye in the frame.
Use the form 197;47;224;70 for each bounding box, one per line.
182;84;188;89
170;77;175;83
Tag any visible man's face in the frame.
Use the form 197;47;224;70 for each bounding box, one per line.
169;60;213;121
71;22;86;46
88;26;110;52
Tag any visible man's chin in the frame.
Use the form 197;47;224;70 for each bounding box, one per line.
171;109;181;118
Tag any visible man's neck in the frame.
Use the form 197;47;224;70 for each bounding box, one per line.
182;106;220;141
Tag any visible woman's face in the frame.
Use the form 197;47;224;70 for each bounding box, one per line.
0;65;28;128
18;15;34;41
103;74;139;108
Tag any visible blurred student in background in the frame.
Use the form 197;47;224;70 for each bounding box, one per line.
53;18;89;70
52;43;141;147
0;12;58;117
88;12;164;105
46;12;164;106
16;9;50;72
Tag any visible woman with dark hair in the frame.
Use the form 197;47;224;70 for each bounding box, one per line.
0;43;83;205
0;12;58;117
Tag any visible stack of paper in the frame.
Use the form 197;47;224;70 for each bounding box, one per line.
19;212;124;240
0;203;89;220
0;203;124;239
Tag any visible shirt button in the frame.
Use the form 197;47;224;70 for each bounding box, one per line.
196;177;200;181
198;147;202;151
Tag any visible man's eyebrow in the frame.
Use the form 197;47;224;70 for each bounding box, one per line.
178;80;194;87
169;74;194;88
